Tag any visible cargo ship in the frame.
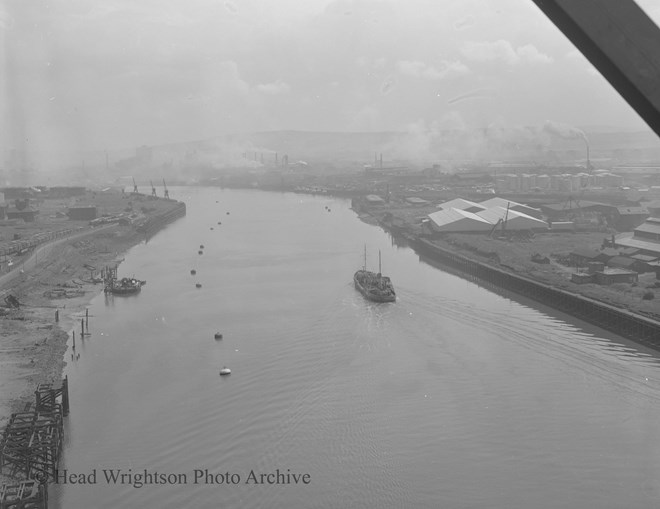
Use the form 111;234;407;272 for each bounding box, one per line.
353;248;396;303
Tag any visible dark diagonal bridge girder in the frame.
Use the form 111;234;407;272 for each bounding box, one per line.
531;0;660;137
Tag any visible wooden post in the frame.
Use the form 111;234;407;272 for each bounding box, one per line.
81;318;84;337
62;376;69;416
72;331;75;350
55;310;59;323
85;308;89;330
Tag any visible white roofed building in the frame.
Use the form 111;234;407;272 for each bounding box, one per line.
427;208;493;233
478;197;543;219
436;198;485;213
476;207;548;230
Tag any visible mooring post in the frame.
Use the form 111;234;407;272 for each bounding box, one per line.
72;331;75;350
55;309;59;323
85;308;89;329
81;318;84;337
62;375;69;415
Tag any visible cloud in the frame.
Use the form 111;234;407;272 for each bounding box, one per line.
516;44;553;64
453;15;475;31
462;40;553;65
396;59;469;80
255;79;291;95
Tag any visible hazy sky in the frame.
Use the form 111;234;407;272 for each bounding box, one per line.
2;0;660;155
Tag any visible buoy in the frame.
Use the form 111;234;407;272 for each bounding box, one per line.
196;283;202;288
226;212;230;215
191;269;197;275
218;222;221;225
210;227;214;230
219;367;231;376
198;250;203;255
214;332;223;340
200;244;204;249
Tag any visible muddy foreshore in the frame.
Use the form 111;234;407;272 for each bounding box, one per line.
0;191;185;485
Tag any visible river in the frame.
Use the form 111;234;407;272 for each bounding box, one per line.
52;187;660;508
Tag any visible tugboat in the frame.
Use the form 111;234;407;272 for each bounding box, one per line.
353;247;396;303
104;276;145;295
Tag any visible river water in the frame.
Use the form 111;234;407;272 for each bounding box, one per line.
52;187;660;508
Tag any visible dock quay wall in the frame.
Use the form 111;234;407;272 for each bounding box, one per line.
136;201;186;237
411;236;660;347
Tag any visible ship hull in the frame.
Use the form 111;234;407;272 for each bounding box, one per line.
353;271;396;303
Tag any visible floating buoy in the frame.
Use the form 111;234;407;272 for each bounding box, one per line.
210;227;214;230
214;332;223;340
226;212;230;215
200;244;205;249
219;367;231;376
198;250;203;255
191;269;197;275
218;222;221;225
196;283;202;289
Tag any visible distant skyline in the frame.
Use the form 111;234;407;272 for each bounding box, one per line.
2;0;660;164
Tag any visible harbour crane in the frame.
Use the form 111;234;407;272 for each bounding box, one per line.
150;180;157;198
132;177;138;194
163;178;169;199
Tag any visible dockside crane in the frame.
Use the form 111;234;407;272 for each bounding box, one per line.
163;178;169;199
488;202;510;238
132;177;138;194
150;180;157;198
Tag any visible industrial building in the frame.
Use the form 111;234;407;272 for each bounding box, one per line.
616;217;660;257
427;203;548;233
435;198;485;213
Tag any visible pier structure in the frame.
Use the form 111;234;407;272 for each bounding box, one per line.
0;480;48;509
0;377;69;507
34;377;69;417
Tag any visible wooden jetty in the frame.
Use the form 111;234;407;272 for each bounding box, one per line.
0;480;48;509
0;407;64;481
35;377;69;417
0;376;69;508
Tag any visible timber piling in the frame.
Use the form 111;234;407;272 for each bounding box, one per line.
0;377;70;508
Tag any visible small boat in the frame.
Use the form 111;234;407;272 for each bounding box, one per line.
200;244;205;249
190;269;197;275
219;367;231;376
196;283;202;288
214;332;223;340
198;250;203;255
104;277;145;295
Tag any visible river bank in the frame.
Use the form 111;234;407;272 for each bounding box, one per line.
0;190;185;485
353;204;660;344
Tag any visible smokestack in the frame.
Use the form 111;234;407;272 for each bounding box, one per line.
586;142;590;172
380;153;383;169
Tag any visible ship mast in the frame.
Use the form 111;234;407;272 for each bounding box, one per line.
378;250;381;276
363;245;367;271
